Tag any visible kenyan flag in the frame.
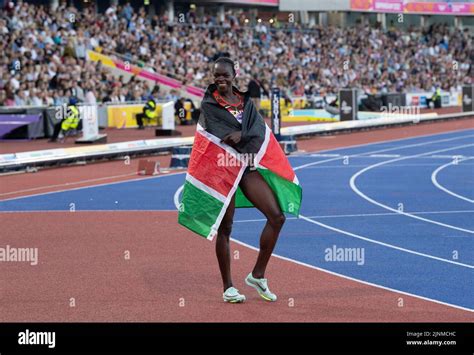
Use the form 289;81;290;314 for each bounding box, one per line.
178;124;302;240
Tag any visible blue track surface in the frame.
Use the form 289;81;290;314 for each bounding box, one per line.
2;129;473;311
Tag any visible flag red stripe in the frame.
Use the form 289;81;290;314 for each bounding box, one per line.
188;133;242;196
259;134;295;182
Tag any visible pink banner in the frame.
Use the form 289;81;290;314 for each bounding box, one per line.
215;0;278;5
374;0;403;13
351;0;474;15
406;2;474;15
350;0;372;11
114;58;204;97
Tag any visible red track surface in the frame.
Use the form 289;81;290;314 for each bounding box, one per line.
1;212;472;322
0;158;173;200
1;116;473;322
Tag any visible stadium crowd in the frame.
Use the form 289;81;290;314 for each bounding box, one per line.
0;0;472;107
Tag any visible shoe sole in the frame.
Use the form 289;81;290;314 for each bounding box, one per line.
223;296;246;303
245;278;277;302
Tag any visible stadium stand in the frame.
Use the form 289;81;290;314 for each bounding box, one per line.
0;0;472;108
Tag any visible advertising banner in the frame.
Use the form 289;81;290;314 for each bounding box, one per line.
107;104;162;128
271;87;281;139
161;101;175;130
339;89;358;121
350;0;474;15
79;105;99;141
406;92;460;108
462;86;474;112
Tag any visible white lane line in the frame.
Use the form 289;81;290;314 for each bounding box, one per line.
368;154;400;158
430;155;471;159
308;154;341;157
0;171;187;203
196;131;474;312
431;159;474;204
349;143;474;235
354;134;474;157
0;209;178;213
289;127;474;158
230;238;474;313
3;132;473;202
173;184;184;210
293;134;474;171
234;209;474;223
0;172;138;197
302;163;474;169
172;133;474;224
293;155;474;160
298;215;474;269
293;156;348;171
5;209;474;217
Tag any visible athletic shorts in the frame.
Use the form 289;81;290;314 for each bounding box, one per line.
242;165;257;177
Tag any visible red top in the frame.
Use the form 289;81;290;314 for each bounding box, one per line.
213;90;244;124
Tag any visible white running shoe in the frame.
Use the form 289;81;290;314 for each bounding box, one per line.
245;273;277;302
223;286;246;303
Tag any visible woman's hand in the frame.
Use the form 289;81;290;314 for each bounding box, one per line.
221;131;242;147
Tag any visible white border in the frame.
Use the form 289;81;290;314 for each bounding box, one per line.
431;159;474;204
350;143;474;235
230;238;474;313
185;173;226;203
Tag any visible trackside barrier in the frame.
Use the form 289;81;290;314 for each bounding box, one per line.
1;111;472;172
169;146;192;169
137;159;160;175
279;135;298;155
0;136;193;172
281;111;471;137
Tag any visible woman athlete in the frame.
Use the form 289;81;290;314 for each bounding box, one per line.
200;57;286;303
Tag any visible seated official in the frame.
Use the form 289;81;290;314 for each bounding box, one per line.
426;87;442;109
136;98;158;129
49;97;82;142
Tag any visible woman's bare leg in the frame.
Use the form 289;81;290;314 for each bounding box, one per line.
239;171;285;278
216;194;235;291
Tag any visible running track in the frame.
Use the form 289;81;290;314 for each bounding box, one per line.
1;127;473;321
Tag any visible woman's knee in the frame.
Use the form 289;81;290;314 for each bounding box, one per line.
268;212;285;229
218;221;233;238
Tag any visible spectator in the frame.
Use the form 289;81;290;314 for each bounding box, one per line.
14;90;27;106
0;2;471;109
84;86;97;105
247;73;268;112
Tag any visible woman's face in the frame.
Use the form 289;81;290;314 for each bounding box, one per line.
213;62;234;95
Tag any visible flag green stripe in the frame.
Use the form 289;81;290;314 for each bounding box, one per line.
235;168;302;217
235;186;253;208
178;180;224;238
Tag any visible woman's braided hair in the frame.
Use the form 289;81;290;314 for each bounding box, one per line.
214;57;236;76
